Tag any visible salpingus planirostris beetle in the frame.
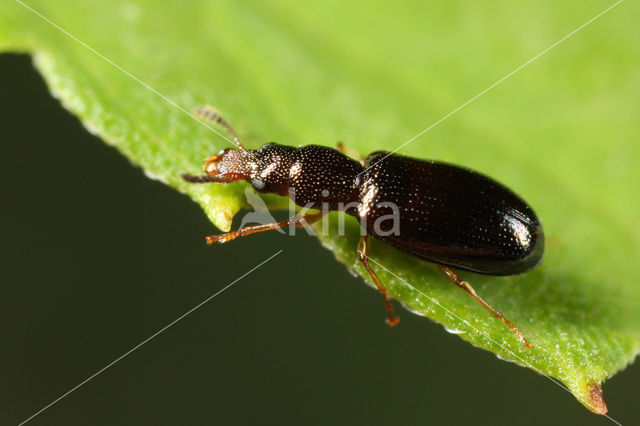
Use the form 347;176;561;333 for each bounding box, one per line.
183;106;544;348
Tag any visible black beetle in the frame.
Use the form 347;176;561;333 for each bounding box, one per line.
183;106;544;348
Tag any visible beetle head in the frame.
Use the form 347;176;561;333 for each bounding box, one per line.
203;148;255;182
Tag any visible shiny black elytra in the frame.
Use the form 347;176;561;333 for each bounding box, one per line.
183;106;544;348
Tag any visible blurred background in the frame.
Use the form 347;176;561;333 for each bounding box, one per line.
1;53;637;425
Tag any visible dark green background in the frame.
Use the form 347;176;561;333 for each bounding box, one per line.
1;54;637;425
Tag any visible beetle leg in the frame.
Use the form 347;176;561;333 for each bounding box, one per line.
195;105;245;150
439;266;531;349
204;211;325;245
336;141;367;165
357;234;400;327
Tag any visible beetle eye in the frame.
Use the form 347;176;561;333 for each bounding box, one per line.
203;155;221;175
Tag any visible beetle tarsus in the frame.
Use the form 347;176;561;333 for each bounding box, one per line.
386;317;400;327
358;234;399;327
439;266;532;349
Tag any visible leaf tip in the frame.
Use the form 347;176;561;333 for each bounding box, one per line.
586;381;608;415
209;206;234;232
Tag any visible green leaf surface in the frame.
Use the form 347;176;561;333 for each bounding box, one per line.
2;0;639;414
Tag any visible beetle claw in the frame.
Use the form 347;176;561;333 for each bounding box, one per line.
386;317;400;327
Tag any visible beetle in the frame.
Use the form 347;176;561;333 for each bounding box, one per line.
183;106;544;348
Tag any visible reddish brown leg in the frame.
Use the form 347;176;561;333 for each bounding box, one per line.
336;141;367;166
205;211;326;245
440;266;531;349
357;234;399;327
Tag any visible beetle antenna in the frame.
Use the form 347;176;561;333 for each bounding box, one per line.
195;105;246;151
181;173;223;183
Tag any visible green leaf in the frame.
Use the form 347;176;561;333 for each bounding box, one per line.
2;0;638;414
